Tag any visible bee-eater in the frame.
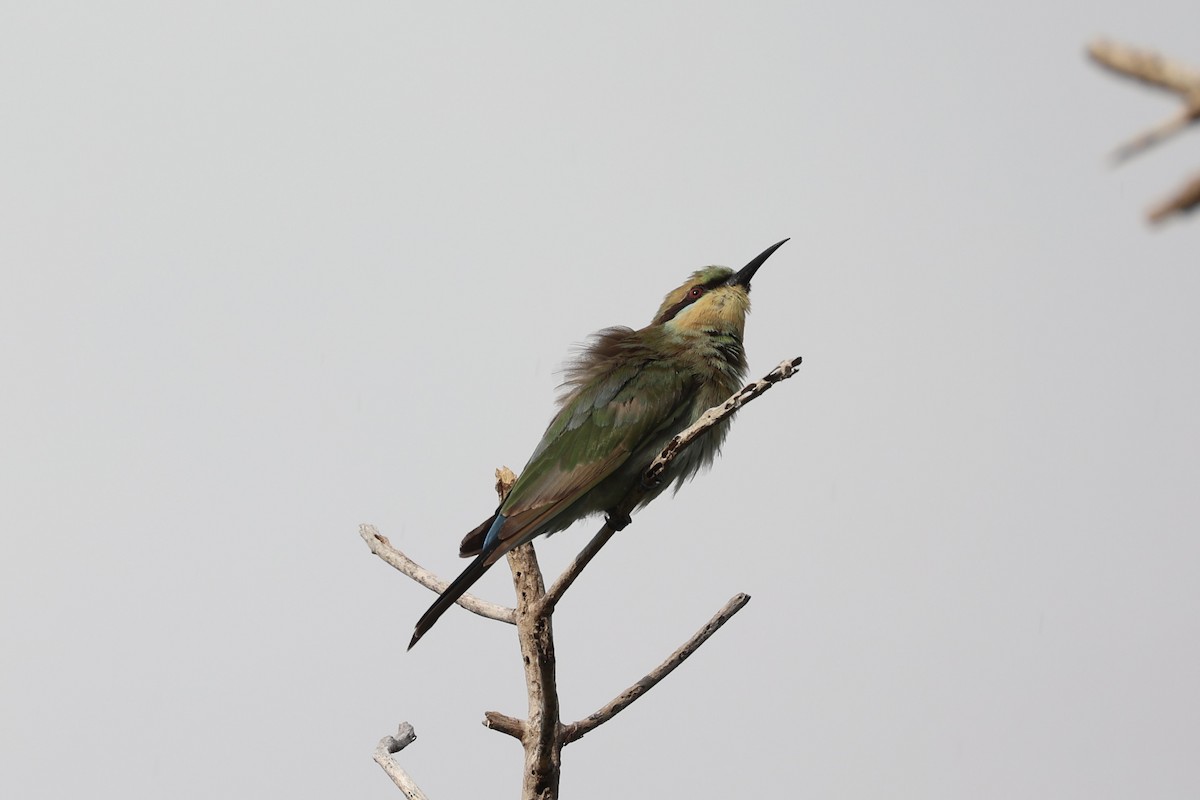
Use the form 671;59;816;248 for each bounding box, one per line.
409;239;788;649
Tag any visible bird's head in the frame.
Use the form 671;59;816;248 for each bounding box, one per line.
651;239;788;337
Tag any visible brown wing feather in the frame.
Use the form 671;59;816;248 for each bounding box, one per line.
480;447;631;565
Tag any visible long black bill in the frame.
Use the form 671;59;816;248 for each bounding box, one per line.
729;238;789;288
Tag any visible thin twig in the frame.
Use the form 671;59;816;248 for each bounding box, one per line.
1148;172;1200;223
359;523;516;625
645;356;804;485
373;723;431;800
1111;105;1200;164
560;593;752;745
539;523;619;614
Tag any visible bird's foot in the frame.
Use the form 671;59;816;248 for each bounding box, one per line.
606;510;632;531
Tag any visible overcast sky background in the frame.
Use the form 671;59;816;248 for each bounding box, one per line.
3;3;1199;798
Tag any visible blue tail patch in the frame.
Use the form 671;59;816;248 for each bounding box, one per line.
481;513;508;552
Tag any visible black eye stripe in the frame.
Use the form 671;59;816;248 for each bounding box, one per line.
655;296;695;324
653;272;735;325
656;284;710;323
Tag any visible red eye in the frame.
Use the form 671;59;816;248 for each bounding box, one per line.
688;286;705;299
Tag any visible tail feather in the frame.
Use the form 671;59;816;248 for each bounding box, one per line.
459;513;498;557
409;514;507;649
408;551;491;649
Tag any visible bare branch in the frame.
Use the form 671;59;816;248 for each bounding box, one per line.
1087;38;1200;162
359;523;515;625
373;723;431;800
508;543;562;799
1111;105;1200;164
539;523;619;614
646;356;804;486
482;711;525;740
561;593;752;745
1149;172;1200;224
1089;39;1200;95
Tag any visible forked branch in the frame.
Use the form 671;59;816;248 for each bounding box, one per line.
1088;39;1200;223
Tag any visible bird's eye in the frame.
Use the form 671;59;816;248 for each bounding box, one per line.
688;286;705;299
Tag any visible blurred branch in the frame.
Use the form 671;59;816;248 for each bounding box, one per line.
1088;38;1200;223
1110;105;1199;164
1089;38;1200;95
1149;172;1200;224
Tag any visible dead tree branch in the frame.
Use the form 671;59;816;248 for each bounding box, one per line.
646;356;804;484
373;723;431;800
507;542;562;800
560;592;752;745
360;524;515;625
1088;39;1200;223
482;710;525;740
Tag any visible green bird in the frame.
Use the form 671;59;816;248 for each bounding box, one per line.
409;239;788;649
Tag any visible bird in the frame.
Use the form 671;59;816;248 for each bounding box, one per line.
409;239;788;649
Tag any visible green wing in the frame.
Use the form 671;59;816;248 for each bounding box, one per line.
486;332;697;560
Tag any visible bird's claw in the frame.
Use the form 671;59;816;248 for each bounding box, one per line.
639;475;662;491
606;510;632;531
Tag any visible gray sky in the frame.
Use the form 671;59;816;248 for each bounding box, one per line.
3;3;1199;798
